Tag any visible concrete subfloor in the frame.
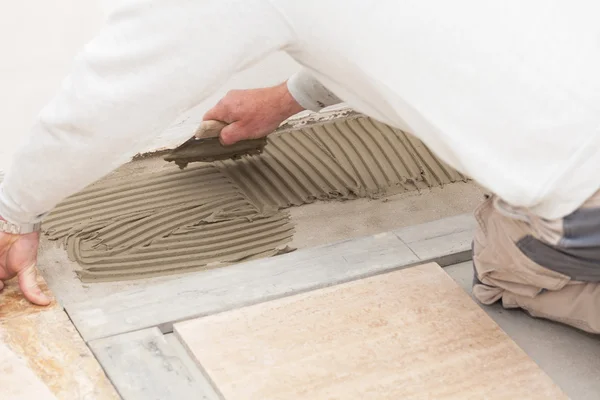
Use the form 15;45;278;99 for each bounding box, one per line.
446;262;600;400
290;182;484;249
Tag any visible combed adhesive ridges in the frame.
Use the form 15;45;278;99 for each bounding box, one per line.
43;114;466;282
44;164;294;282
215;115;466;210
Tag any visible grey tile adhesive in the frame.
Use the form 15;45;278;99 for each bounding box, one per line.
43;113;467;282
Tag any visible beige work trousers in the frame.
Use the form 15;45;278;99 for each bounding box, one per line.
472;193;600;334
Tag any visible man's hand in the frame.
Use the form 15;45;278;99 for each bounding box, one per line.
0;231;50;306
203;82;305;145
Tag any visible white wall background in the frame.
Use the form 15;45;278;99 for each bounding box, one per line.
0;1;299;171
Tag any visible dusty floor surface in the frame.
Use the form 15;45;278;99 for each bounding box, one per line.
447;262;600;400
290;182;483;248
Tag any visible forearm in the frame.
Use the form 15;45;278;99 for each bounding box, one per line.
0;0;292;224
287;68;342;112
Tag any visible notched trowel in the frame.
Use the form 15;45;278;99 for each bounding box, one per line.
164;120;267;169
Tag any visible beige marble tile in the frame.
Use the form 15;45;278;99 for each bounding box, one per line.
1;276;119;400
0;341;57;400
1;308;120;399
175;263;566;400
0;276;56;321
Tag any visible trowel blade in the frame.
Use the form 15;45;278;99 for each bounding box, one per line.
164;136;267;169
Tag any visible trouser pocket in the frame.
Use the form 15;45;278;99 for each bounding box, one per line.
473;197;570;299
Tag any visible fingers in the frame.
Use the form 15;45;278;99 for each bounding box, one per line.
0;231;48;306
17;263;50;306
203;100;229;123
204;86;291;145
0;280;4;292
219;122;251;146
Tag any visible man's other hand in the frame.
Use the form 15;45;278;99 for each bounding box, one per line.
203;82;305;145
0;231;50;306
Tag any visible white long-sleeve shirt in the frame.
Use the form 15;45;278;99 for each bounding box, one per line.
2;0;600;224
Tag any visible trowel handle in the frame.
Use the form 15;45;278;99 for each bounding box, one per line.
194;120;229;140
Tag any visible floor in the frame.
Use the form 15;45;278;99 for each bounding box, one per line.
6;151;598;399
289;182;484;249
0;277;119;399
17;221;600;399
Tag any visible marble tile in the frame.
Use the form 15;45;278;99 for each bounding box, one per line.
0;307;120;399
0;276;56;321
0;341;57;400
1;274;119;399
175;263;566;400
